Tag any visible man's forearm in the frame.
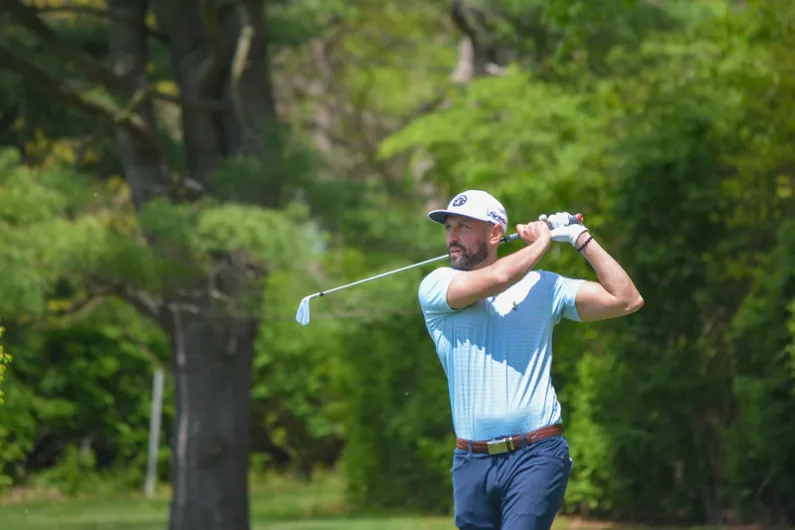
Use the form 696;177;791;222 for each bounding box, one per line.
490;237;551;287
576;232;642;304
447;236;550;309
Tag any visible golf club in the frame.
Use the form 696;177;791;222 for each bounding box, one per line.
295;213;583;325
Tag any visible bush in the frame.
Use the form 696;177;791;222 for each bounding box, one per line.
336;311;455;514
0;323;10;406
0;301;172;491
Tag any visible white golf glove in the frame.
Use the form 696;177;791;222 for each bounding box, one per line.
539;212;589;248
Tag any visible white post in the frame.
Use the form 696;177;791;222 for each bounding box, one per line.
144;369;165;498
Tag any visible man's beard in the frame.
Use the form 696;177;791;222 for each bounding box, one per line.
449;240;489;271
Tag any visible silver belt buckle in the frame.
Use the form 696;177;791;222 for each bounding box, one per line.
486;437;511;455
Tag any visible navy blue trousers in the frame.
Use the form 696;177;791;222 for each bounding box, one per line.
451;434;572;530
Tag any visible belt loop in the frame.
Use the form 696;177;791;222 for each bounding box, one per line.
468;440;473;454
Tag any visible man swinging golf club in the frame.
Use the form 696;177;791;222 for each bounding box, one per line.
418;190;644;530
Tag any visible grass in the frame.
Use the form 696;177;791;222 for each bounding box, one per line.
0;472;461;530
0;472;671;530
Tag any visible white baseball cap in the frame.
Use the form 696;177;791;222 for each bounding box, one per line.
427;190;508;234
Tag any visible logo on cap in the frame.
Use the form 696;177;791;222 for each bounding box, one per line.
487;210;506;225
451;194;467;207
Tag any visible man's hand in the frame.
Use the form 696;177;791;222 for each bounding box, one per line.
541;212;589;248
516;220;552;249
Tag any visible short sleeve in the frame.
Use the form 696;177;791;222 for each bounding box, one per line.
541;270;585;323
418;267;460;319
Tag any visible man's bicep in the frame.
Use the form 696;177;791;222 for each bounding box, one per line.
574;280;636;322
446;268;506;309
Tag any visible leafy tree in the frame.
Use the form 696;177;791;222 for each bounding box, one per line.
0;324;9;406
563;1;795;523
0;0;793;526
0;1;316;528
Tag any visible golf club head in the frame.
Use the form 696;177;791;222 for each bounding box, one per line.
296;296;311;326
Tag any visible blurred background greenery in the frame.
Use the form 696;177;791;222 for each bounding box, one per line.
0;0;793;528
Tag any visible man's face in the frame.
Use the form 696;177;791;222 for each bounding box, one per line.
444;215;494;270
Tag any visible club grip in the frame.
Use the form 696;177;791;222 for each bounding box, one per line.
501;213;584;244
501;233;521;244
539;212;584;227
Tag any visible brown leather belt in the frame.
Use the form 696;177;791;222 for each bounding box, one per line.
456;424;563;455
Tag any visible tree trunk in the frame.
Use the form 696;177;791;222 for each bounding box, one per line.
166;297;257;530
105;0;172;210
105;2;277;530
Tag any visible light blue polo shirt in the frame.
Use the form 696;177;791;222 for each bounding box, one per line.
418;267;584;441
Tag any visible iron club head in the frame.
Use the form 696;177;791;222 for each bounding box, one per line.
296;295;312;326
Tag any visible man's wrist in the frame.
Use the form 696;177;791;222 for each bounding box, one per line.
574;230;591;250
538;233;552;252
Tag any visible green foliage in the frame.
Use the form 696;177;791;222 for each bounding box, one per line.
252;268;348;477
0;324;10;406
0;15;124;176
0;143;324;488
196;202;316;268
568;99;741;519
723;221;795;522
448;0;679;74
1;0;794;525
561;4;795;522
268;0;359;47
0;143;319;310
378;70;611;223
0;300;172;491
31;444;101;496
26;442;153;497
0;148;108;316
349;1;795;523
335;311;455;514
207;116;321;207
333;0;456;114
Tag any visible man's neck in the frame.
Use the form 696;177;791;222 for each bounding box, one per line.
471;253;499;271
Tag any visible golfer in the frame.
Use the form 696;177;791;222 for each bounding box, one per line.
418;190;643;530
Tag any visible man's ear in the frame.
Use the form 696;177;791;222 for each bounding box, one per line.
489;224;505;245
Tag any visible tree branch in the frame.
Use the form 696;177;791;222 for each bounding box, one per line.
6;0;226;111
300;118;358;150
149;88;228;111
111;284;163;320
32;2;168;42
450;0;502;81
3;0;124;91
230;0;255;136
0;45;157;148
46;284;162;328
198;0;225;94
47;294;110;325
389;89;451;137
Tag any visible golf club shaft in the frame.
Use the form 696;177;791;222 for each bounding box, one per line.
316;253;449;297
314;213;584;297
317;230;526;298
